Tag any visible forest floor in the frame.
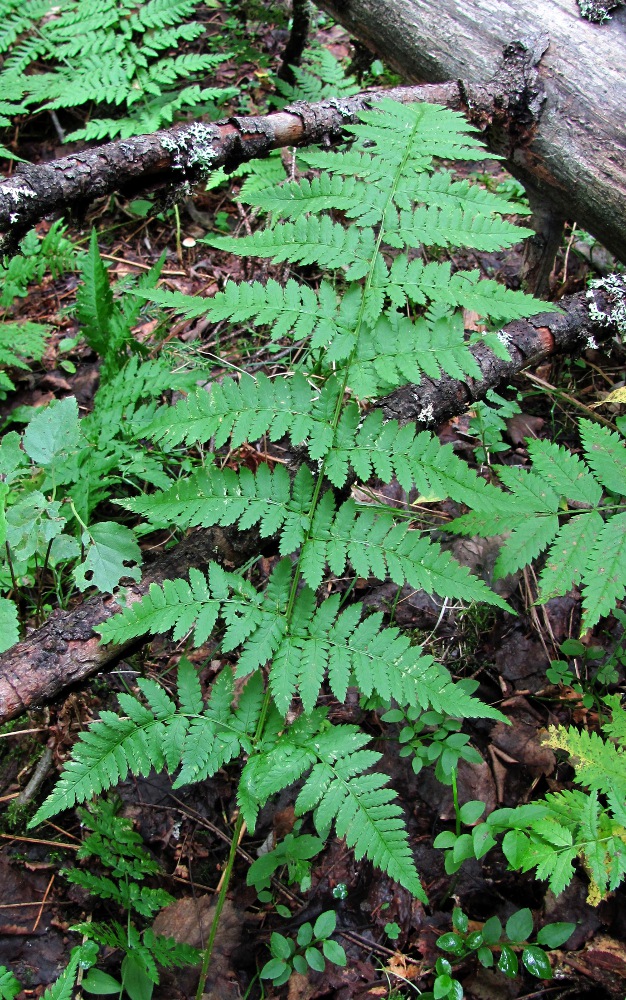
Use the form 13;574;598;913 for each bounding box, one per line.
1;5;626;999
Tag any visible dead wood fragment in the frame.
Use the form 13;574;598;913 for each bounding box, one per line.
0;277;624;724
382;277;626;426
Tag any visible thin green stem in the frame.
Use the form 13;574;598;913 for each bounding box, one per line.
451;767;461;838
195;810;245;1000
195;687;273;999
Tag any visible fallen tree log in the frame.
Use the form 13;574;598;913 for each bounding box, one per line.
316;0;626;269
0;524;260;725
0;81;514;255
1;275;624;725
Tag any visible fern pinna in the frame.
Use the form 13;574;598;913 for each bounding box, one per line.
31;100;555;902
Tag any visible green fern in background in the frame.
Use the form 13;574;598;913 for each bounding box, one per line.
0;0;237;143
30;98;556;903
0;221;76;393
493;696;626;904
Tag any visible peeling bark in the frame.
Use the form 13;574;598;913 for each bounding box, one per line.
1;277;625;724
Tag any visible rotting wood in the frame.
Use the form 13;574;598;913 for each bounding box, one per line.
0;525;260;725
1;275;625;725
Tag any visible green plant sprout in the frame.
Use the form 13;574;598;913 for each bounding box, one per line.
381;688;483;784
467;388;522;464
248;828;325;897
66;798;199;999
419;905;575;999
547;619;626;709
260;909;347;987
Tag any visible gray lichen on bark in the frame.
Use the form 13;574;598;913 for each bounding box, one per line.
160;121;222;178
587;274;626;338
577;0;625;22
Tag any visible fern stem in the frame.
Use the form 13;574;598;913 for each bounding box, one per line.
195;810;245;1000
284;113;421;619
196;686;273;997
451;767;461;838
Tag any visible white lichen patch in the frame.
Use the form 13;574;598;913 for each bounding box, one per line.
416;402;435;424
7;184;36;203
161;122;221;178
587;274;626;339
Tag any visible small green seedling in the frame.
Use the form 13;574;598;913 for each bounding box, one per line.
547;627;625;708
419;906;575;997
260;910;347;987
247;830;324;897
382;695;482;785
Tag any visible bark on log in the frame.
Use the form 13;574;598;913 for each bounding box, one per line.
383;275;626;426
1;275;625;725
316;0;626;265
0;83;474;254
0;524;260;724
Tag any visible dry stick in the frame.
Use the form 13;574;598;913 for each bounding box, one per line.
1;69;537;256
278;0;314;84
0;278;625;726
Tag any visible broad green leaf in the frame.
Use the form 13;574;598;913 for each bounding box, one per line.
22;396;81;466
505;908;533;943
74;521;142;593
522;945;553;979
0;598;19;654
536;922;576;949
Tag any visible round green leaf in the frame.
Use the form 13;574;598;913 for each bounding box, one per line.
448;981;464;1000
305;946;326;972
81;969;122;995
452;833;475;864
481;916;502;945
297;922;313;947
477;946;494;968
506;908;534;943
452;907;468;934
465;931;483;951
560;638;585;657
459;800;486;825
381;709;405;723
472;823;497;859
536;922;576;949
433;974;452;998
271;932;293;960
435;957;452;975
323;939;347;966
260;958;288;980
434;831;458;849
313;909;336;940
498;944;519;978
522;945;553;979
292;954;308;975
437;933;463;955
502;829;530;867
